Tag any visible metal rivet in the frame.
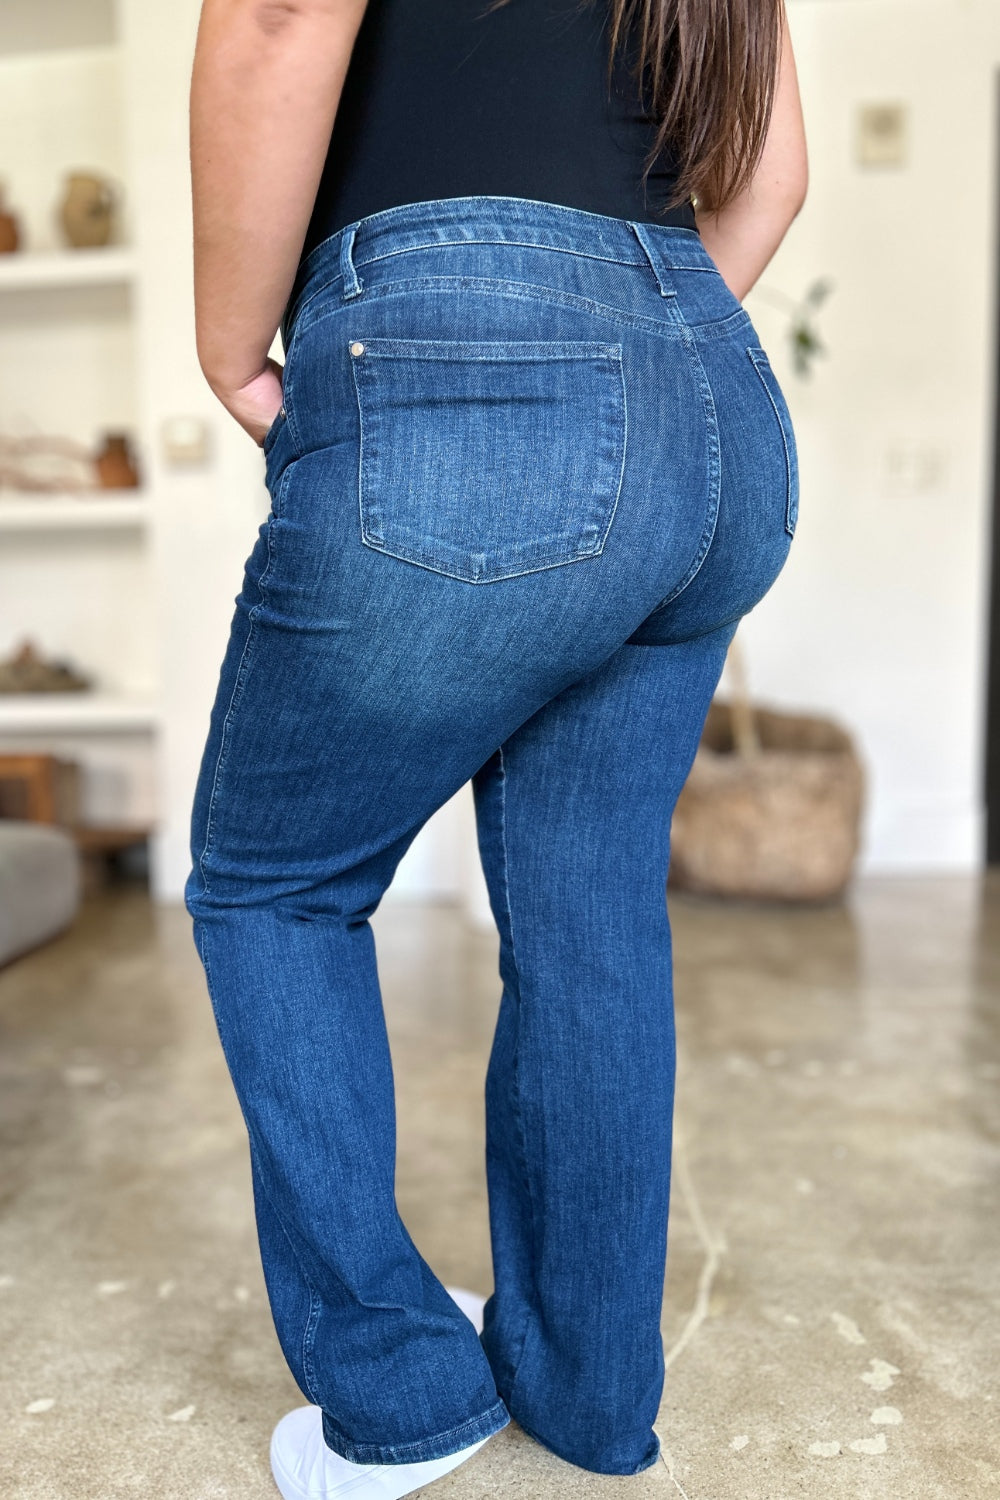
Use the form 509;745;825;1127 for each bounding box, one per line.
349;341;365;357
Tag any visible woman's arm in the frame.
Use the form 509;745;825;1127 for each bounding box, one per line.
695;6;808;303
190;0;368;444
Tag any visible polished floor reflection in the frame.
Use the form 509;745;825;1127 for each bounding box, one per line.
0;878;997;1499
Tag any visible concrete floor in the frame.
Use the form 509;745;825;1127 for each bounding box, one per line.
1;877;998;1499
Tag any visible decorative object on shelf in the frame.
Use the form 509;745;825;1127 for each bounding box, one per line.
751;277;834;378
0;432;143;495
0;434;96;493
0;186;21;255
0;640;93;695
58;171;116;249
669;636;864;902
95;432;140;489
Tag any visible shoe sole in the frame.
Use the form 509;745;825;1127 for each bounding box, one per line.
271;1428;489;1500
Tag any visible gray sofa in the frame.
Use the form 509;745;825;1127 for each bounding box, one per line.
0;822;80;967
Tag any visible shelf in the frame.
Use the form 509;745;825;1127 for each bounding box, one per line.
0;248;136;293
0;696;159;734
0;3;118;60
0;494;149;532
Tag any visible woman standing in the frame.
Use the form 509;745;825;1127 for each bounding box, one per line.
186;2;807;1496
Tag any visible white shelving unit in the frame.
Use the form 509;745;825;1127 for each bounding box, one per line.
0;0;298;897
0;695;158;734
0;493;149;531
0;247;137;292
0;0;159;837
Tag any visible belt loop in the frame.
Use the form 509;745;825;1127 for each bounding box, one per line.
629;221;674;298
340;224;363;301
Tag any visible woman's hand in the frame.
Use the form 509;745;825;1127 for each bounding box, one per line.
210;358;285;448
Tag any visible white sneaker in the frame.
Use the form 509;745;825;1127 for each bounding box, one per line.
270;1405;490;1499
269;1287;492;1500
443;1284;486;1334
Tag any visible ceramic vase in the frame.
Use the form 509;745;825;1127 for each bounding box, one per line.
0;189;20;254
59;172;115;249
95;433;140;490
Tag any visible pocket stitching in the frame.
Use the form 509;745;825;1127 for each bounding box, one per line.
747;347;797;538
350;338;627;583
350;336;623;362
298;275;692;347
643;326;722;612
261;405;286;457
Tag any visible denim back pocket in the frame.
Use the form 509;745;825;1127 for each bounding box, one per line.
349;337;627;583
747;348;799;537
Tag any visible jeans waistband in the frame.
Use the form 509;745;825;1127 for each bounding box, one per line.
283;195;712;344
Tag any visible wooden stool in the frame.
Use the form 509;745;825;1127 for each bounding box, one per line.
0;754;152;891
0;753;80;826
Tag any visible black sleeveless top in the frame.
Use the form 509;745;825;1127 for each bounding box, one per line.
302;0;696;259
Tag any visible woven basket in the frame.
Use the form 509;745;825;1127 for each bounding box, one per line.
668;650;865;903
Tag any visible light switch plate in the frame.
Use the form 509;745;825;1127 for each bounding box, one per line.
856;102;909;168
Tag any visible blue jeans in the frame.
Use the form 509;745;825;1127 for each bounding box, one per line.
185;196;797;1477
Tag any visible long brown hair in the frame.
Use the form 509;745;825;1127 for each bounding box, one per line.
488;0;784;215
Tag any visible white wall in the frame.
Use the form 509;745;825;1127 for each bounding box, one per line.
738;0;1000;871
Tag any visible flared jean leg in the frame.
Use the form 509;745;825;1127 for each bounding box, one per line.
189;897;510;1465
472;623;737;1476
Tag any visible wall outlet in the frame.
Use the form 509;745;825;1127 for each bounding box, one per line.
883;445;948;497
161;415;211;466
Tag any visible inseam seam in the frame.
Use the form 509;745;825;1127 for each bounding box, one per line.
495;744;537;1394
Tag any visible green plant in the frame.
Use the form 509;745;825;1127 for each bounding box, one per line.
752;276;834;377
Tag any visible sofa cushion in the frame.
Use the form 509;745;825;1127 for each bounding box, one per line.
0;822;80;967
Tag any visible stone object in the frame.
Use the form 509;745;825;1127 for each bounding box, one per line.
0;639;92;694
669;698;865;902
58;171;115;249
